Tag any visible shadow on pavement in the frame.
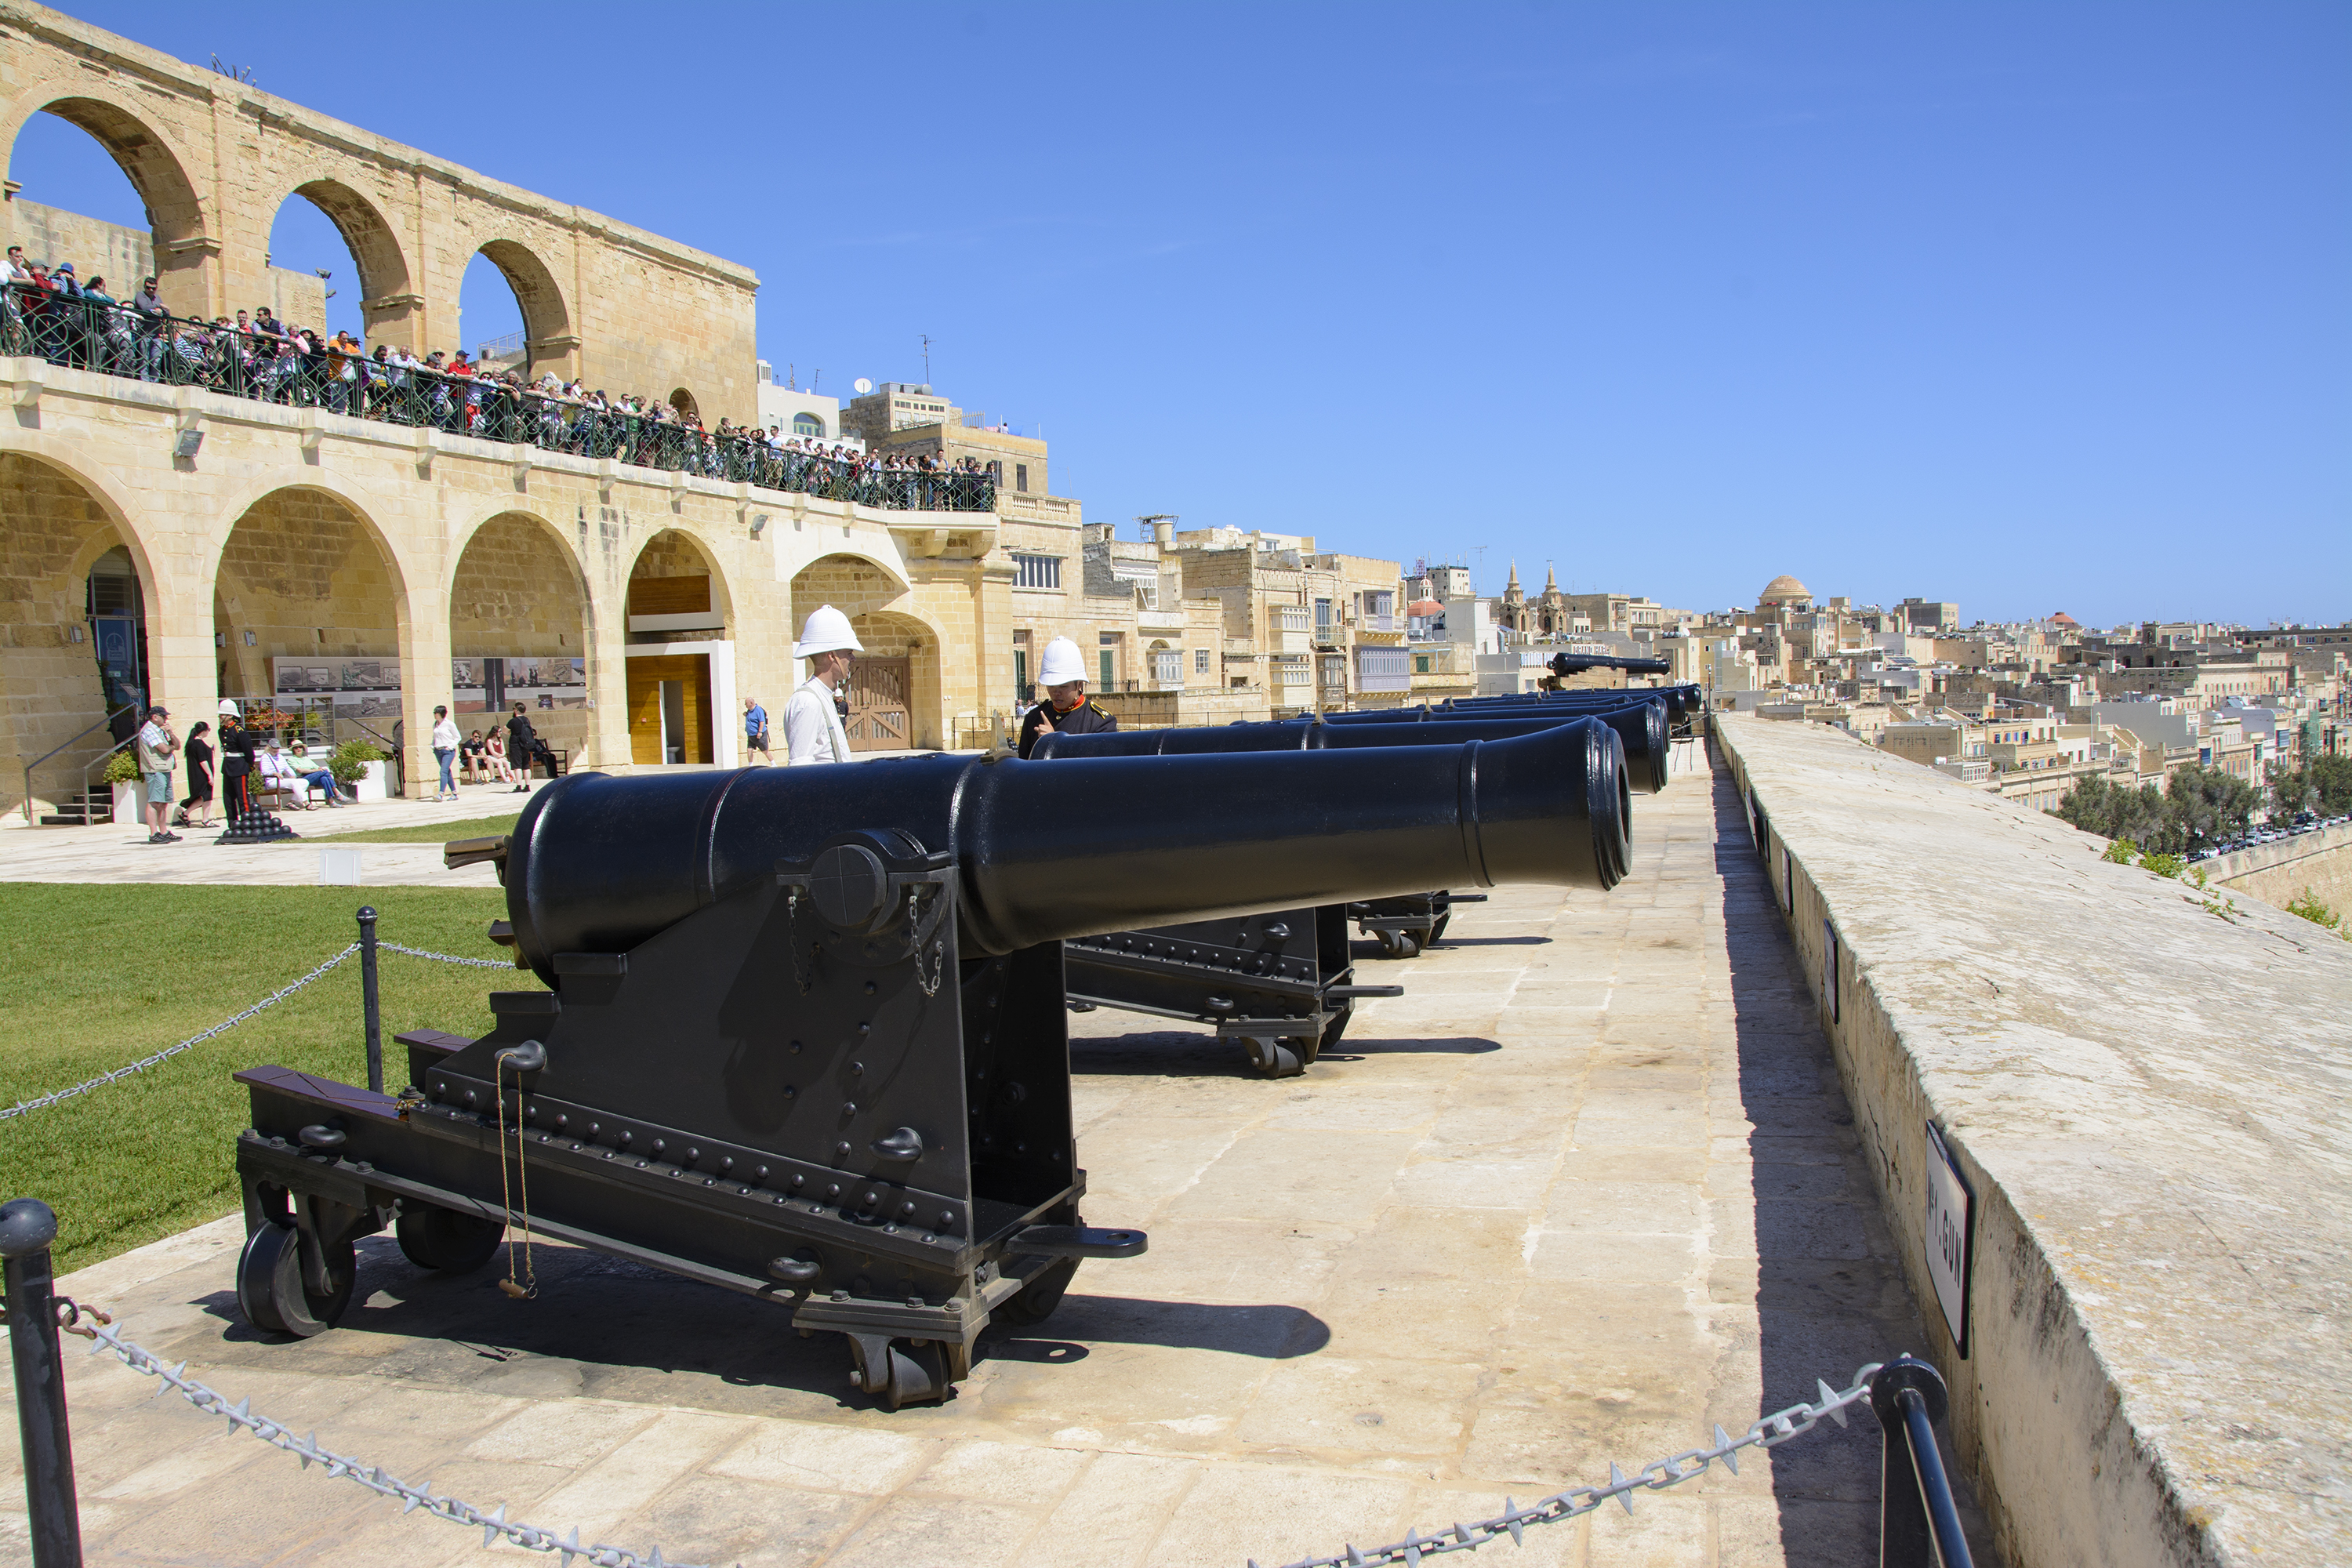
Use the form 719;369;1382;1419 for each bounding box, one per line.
1707;755;1997;1561
1070;1031;1498;1077
176;1233;1329;1410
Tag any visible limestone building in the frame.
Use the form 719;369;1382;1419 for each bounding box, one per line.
0;2;1016;807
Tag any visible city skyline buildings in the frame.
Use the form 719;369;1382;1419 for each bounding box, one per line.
16;0;2345;629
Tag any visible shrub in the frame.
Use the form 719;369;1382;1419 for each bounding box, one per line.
2101;839;2138;865
2140;851;2186;880
100;748;143;785
328;739;386;785
2285;888;2343;931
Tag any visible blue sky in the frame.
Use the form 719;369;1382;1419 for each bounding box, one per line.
16;2;2348;627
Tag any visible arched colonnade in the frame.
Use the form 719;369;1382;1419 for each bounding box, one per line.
0;447;800;811
0;29;753;412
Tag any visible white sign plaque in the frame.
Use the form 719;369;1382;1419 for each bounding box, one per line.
1923;1121;1973;1356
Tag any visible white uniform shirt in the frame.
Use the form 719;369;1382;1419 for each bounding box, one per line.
784;674;853;764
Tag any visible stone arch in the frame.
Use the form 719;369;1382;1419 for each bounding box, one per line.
625;527;734;630
788;553;947;750
277;177;414;342
449;509;595;758
668;387;700;423
0;451;167;812
622;528;736;767
207;482;413;751
473;238;573;370
204;468;420;605
0;83;209;285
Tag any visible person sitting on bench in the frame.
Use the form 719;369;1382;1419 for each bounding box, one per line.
285;742;347;806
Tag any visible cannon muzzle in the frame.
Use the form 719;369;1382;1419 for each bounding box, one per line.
503;721;1626;980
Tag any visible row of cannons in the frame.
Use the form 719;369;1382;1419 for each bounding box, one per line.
230;682;1700;1408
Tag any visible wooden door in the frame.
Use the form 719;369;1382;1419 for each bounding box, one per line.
624;653;713;763
846;658;910;751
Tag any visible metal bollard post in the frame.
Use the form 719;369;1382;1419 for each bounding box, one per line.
1;1198;84;1568
357;906;383;1094
1871;1353;1974;1568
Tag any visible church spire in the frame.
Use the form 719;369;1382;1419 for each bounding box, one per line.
1505;560;1521;593
1543;562;1558;593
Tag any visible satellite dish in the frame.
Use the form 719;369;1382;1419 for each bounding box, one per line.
854;378;874;394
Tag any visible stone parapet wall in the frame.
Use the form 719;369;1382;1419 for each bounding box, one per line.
1712;714;2351;1567
2205;822;2352;923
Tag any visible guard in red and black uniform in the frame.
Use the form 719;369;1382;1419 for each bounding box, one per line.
1017;635;1120;758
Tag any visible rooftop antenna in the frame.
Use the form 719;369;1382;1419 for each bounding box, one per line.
920;333;933;386
812;369;821;394
787;362;795;390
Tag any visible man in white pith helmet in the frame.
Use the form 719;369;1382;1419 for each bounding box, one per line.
1017;635;1119;758
785;604;860;764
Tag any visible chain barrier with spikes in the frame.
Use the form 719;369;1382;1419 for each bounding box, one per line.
54;1301;703;1568
1253;1363;1884;1568
2;941;516;1120
376;940;514;970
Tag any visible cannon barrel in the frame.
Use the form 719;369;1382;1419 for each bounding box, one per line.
1324;684;1701;728
504;723;1626;980
1036;707;1669;794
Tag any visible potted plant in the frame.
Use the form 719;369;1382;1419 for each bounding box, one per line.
331;739;389;803
103;746;145;825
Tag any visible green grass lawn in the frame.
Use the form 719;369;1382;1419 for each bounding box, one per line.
316;811;521;844
0;884;532;1274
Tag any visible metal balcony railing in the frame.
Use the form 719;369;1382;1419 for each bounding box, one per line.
0;285;994;513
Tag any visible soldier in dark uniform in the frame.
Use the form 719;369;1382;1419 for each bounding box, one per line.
1017;635;1119;758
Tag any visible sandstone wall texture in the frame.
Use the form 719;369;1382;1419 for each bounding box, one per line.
1715;714;2351;1566
0;2;759;421
2206;824;2352;928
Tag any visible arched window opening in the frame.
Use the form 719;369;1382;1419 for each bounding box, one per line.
262;194;368;341
459;249;528;373
791;412;825;438
669;388;701;425
6;111;158;318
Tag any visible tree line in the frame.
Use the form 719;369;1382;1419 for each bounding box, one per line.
2053;755;2352;853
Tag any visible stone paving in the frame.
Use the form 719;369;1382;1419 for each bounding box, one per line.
0;788;513;888
0;758;1988;1566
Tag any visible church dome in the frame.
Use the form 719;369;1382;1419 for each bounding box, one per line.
1758;574;1812;608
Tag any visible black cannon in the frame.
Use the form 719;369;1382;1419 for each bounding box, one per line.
1034;708;1668;795
230;728;1624;1406
1033;716;1631;1055
1545;650;1672;678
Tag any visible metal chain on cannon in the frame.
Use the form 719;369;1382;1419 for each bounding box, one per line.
782;886;816;995
907;885;948;998
492;1042;543;1301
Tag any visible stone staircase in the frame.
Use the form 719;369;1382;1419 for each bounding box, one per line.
40;786;115;826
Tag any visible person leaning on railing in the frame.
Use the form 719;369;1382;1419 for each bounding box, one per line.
0;281;1001;512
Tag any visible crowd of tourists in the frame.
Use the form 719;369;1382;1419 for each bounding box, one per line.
0;252;994;509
